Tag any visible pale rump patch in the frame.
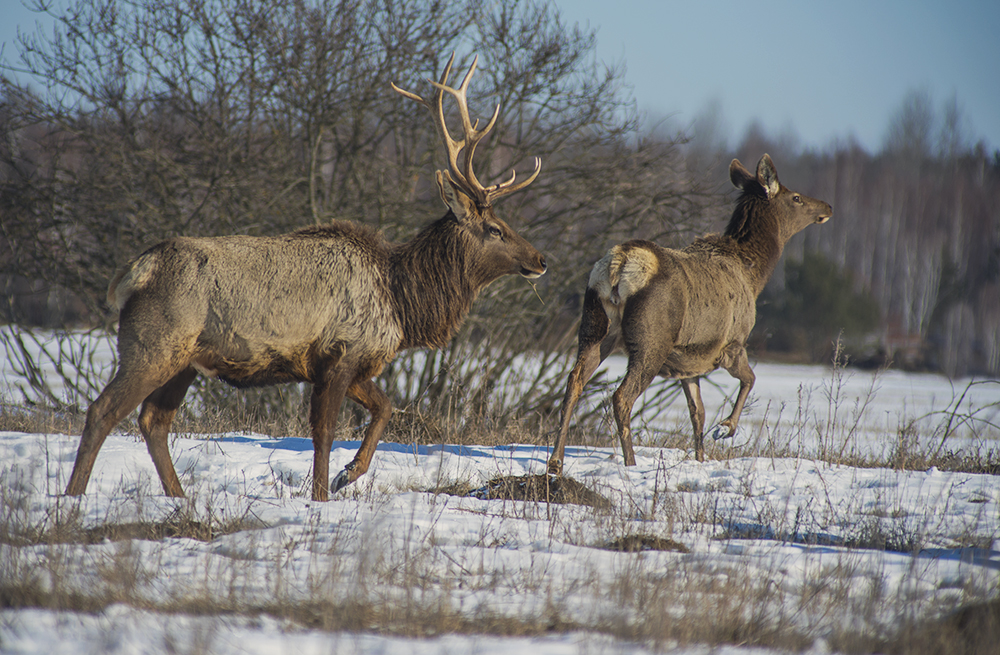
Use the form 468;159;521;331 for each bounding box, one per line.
588;244;659;311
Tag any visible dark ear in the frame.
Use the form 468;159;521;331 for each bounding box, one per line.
756;153;780;199
730;158;754;190
436;170;478;221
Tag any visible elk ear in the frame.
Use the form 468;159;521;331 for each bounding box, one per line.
436;170;478;222
756;154;780;199
729;158;754;190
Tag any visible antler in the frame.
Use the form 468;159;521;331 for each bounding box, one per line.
392;53;540;207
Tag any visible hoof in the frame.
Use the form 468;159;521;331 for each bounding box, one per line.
708;425;736;441
331;463;359;494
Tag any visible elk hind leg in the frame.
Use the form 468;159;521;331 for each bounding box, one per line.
680;377;707;461
331;378;392;493
138;367;198;497
66;369;172;496
549;288;612;475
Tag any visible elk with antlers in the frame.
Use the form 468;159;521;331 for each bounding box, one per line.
548;154;832;474
65;54;546;501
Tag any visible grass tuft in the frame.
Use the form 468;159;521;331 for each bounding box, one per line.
883;598;1000;655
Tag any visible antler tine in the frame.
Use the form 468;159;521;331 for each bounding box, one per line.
390;52;456;110
389;82;427;106
484;157;542;205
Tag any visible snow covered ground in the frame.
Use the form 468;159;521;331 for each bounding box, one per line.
1;329;998;654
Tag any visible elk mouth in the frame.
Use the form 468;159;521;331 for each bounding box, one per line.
816;214;832;224
520;262;547;279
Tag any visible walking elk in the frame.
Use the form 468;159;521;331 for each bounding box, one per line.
65;54;547;501
548;154;832;474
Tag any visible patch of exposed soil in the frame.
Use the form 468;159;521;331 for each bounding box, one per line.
81;519;217;543
5;514;265;546
603;534;690;553
459;474;612;509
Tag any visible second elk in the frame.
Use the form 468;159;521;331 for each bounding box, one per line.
64;54;546;502
549;154;832;474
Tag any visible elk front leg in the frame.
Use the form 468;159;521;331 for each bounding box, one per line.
680;377;706;462
137;367;198;497
711;346;755;441
331;378;392;494
309;372;353;502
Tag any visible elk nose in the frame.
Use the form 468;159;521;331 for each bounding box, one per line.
521;256;547;279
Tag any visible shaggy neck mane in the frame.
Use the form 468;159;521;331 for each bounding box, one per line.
724;191;784;294
390;215;479;350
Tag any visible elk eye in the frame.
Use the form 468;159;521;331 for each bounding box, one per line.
488;225;502;238
793;195;802;204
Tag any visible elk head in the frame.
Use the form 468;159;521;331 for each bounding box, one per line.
392;54;547;285
729;154;833;242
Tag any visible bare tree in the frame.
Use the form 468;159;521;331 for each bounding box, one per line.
937;94;970;160
882;89;935;160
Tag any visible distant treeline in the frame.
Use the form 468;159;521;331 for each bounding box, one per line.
2;0;997;379
721;113;1000;376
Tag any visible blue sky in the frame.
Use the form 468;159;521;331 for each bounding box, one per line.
4;0;999;153
554;0;1000;152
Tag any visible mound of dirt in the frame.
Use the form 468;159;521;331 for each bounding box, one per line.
603;534;690;553
465;474;612;509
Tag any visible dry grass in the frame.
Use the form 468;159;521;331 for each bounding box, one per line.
5;327;997;473
885;598;1000;655
0;399;85;436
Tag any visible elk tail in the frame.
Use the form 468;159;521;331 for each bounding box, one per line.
107;251;160;312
